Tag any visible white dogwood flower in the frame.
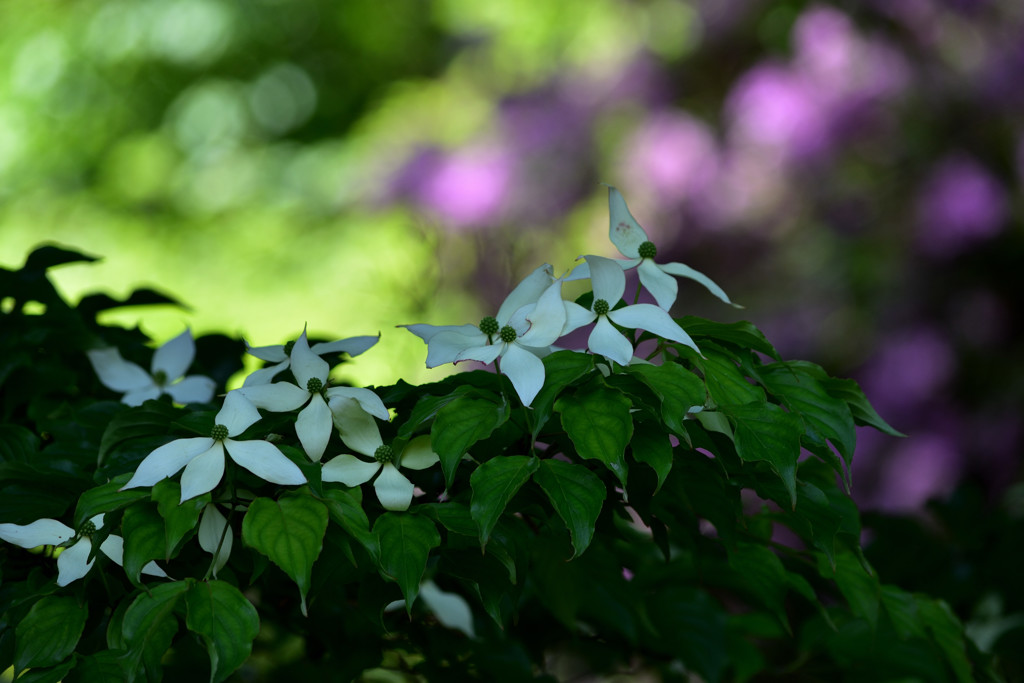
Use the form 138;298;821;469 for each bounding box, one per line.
402;264;565;406
243;333;379;386
237;330;389;462
570;187;736;311
322;398;439;511
0;514;167;586
198;504;232;578
122;390;306;501
87;329;215;406
562;255;702;366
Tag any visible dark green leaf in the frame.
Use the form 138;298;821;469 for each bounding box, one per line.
646;586;728;683
697;349;766;408
241;494;328;616
13;658;76;683
722;402;802;508
470;455;539;547
121;581;188;682
65;650;128;683
122;502;167;584
373;512;441;612
830;549;880;627
73;474;148;528
533;459;605;557
629;420;673;492
881;585;928;640
430;396;509;487
555;384;632;487
820;377;906;437
152;480;209;558
0;424;40;462
98;401;183;468
14;596;88;673
626;362;706;435
677;317;781;360
322;488;377;561
531;351;594;434
184;580;260;683
917;597;975;683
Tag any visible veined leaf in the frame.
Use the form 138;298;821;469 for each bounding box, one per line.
14;596;88;674
184;580;260;683
533;459;605;558
373;512;441;612
626;362;705;435
722;402;802;508
470;455;539;547
122;581;189;681
431;396;509;487
555;384;632;487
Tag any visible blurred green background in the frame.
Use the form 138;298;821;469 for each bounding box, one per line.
2;0;1022;512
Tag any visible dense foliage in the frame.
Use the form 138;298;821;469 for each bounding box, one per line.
0;198;1002;680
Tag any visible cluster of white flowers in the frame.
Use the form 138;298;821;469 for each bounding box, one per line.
403;186;736;406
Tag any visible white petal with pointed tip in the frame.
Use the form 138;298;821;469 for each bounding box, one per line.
0;519;74;548
312;335;380;357
245;342;287;363
586;255;627;304
420;581;476;638
87;348;152;392
609;304;701;354
180;442;226;501
400;323;480;344
400;436;440;471
99;535;168;578
560;301;597;336
520;281;567;347
588;317;634;366
419;329;488;368
151;329;195;381
321;454;381;486
198;505;232;577
236;383;308;414
330;397;384;456
242;360;289;387
637;259;679;310
607;186;649;258
454;342;505;366
499;342;547;407
291;330;329;388
167;375;216;404
121;385;162;407
324;387;390;421
296;393;332;462
226;439;306;486
374;463;416;511
123;437;214;489
218;390;264;435
496;264;554;324
658;261;737;306
56;539;95;586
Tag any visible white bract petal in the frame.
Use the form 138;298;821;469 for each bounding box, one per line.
225;439;306;486
218;390;264;436
374;463;416;511
244;341;287;363
290;329;329;389
607;185;649;258
637;258;679;310
609;304;701;355
560;301;597;336
151;328;196;382
123;437;215;490
311;335;379;358
296;393;333;462
180;442;227;501
519;281;567;347
321;453;382;486
454;342;505;366
588;316;635;366
323;387;390;421
658;261;737;307
330;397;384;456
121;385;163;407
399;436;440;471
496;264;555;324
198;505;232;577
87;348;152;393
419;581;476;638
236;383;309;413
56;539;95;587
242;360;289;387
586;255;627;304
414;328;488;368
99;535;168;578
166;375;216;404
0;519;74;548
499;342;548;407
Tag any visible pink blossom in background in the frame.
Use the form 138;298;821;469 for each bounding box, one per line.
915;154;1008;257
870;433;962;513
859;327;955;420
622;111;720;208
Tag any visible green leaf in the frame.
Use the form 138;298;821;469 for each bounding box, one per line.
533;459;605;558
184;581;260;683
830;549;880;627
629;420;673;492
0;424;40;462
697;348;766;408
727;543;790;631
14;596;88;674
122;581;189;682
677;317;781;360
152;480;209;558
430;396;509;487
470;455;539;547
531;351;594;433
373;512;441;612
242;494;328;616
98;401;183;468
820;377;906;437
760;363;857;484
122;503;167;584
626;362;706;435
322;488;377;561
73;474;149;528
722;402;802;508
646;586;728;683
917;597;975;683
65;650;128;682
880;585;928;640
555;384;632;487
13;659;76;683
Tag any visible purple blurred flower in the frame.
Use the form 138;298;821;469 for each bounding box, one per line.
870;432;962;513
859;327;954;420
915;155;1007;257
622;111;720;205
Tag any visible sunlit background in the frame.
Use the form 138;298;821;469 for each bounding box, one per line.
2;0;1022;515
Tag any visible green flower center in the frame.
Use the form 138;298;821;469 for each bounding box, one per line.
593;299;610;316
479;316;499;336
153;370;168;387
638;241;657;259
79;521;97;536
211;424;229;441
306;377;323;394
374;444;394;464
283;340;296;356
499;325;518;343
